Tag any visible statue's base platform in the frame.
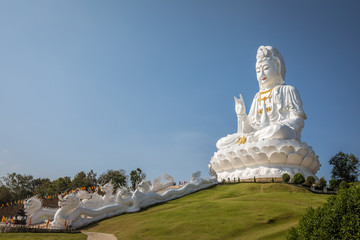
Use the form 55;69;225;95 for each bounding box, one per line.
210;139;320;181
216;164;317;182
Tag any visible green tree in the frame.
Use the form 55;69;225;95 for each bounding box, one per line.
0;185;12;205
329;152;359;183
52;176;72;193
318;177;327;189
293;173;305;185
71;171;88;189
339;181;349;189
86;170;98;187
130;168;146;190
98;169;128;188
33;178;52;196
71;170;98;190
287;183;360;239
329;179;339;189
32;177;50;189
282;173;290;183
1;172;34;200
306;176;315;186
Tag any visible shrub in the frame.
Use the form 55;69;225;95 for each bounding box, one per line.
272;178;274;183
282;173;290;183
318;177;327;189
237;177;240;183
306;176;315;186
286;183;360;240
253;176;256;183
329;179;339;189
293;173;305;185
339;181;349;189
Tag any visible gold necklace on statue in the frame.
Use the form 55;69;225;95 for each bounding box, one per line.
258;88;273;104
257;88;273;114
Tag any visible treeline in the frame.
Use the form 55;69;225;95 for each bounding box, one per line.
0;168;146;206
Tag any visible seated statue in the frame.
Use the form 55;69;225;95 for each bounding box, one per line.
211;46;320;180
217;46;306;149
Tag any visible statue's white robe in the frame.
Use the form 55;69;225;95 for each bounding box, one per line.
216;84;306;149
248;84;306;141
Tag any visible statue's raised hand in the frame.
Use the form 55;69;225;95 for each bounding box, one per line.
234;94;246;117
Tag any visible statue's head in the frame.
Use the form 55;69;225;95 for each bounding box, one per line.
256;46;286;90
138;180;152;194
101;181;114;193
24;197;42;216
76;190;91;200
58;193;80;211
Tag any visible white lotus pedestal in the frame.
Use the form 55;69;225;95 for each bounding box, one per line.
210;139;320;181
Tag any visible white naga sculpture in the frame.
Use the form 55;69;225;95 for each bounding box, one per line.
210;46;320;180
45;172;217;229
100;182;115;205
24;197;57;225
77;189;103;209
150;172;174;192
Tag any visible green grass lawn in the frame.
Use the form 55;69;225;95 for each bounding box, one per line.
81;183;329;240
0;233;87;240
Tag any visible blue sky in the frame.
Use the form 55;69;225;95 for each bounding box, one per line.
0;1;359;183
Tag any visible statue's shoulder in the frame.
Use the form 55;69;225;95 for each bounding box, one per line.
274;84;300;95
275;84;297;91
273;84;303;105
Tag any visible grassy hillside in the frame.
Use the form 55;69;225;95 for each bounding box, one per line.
0;232;87;240
82;183;329;240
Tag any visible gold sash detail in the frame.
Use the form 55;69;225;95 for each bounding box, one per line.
258;107;272;114
236;136;247;145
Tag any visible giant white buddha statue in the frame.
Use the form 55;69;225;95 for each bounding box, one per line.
210;46;320;181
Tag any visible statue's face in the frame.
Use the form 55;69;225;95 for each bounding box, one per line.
256;59;281;90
